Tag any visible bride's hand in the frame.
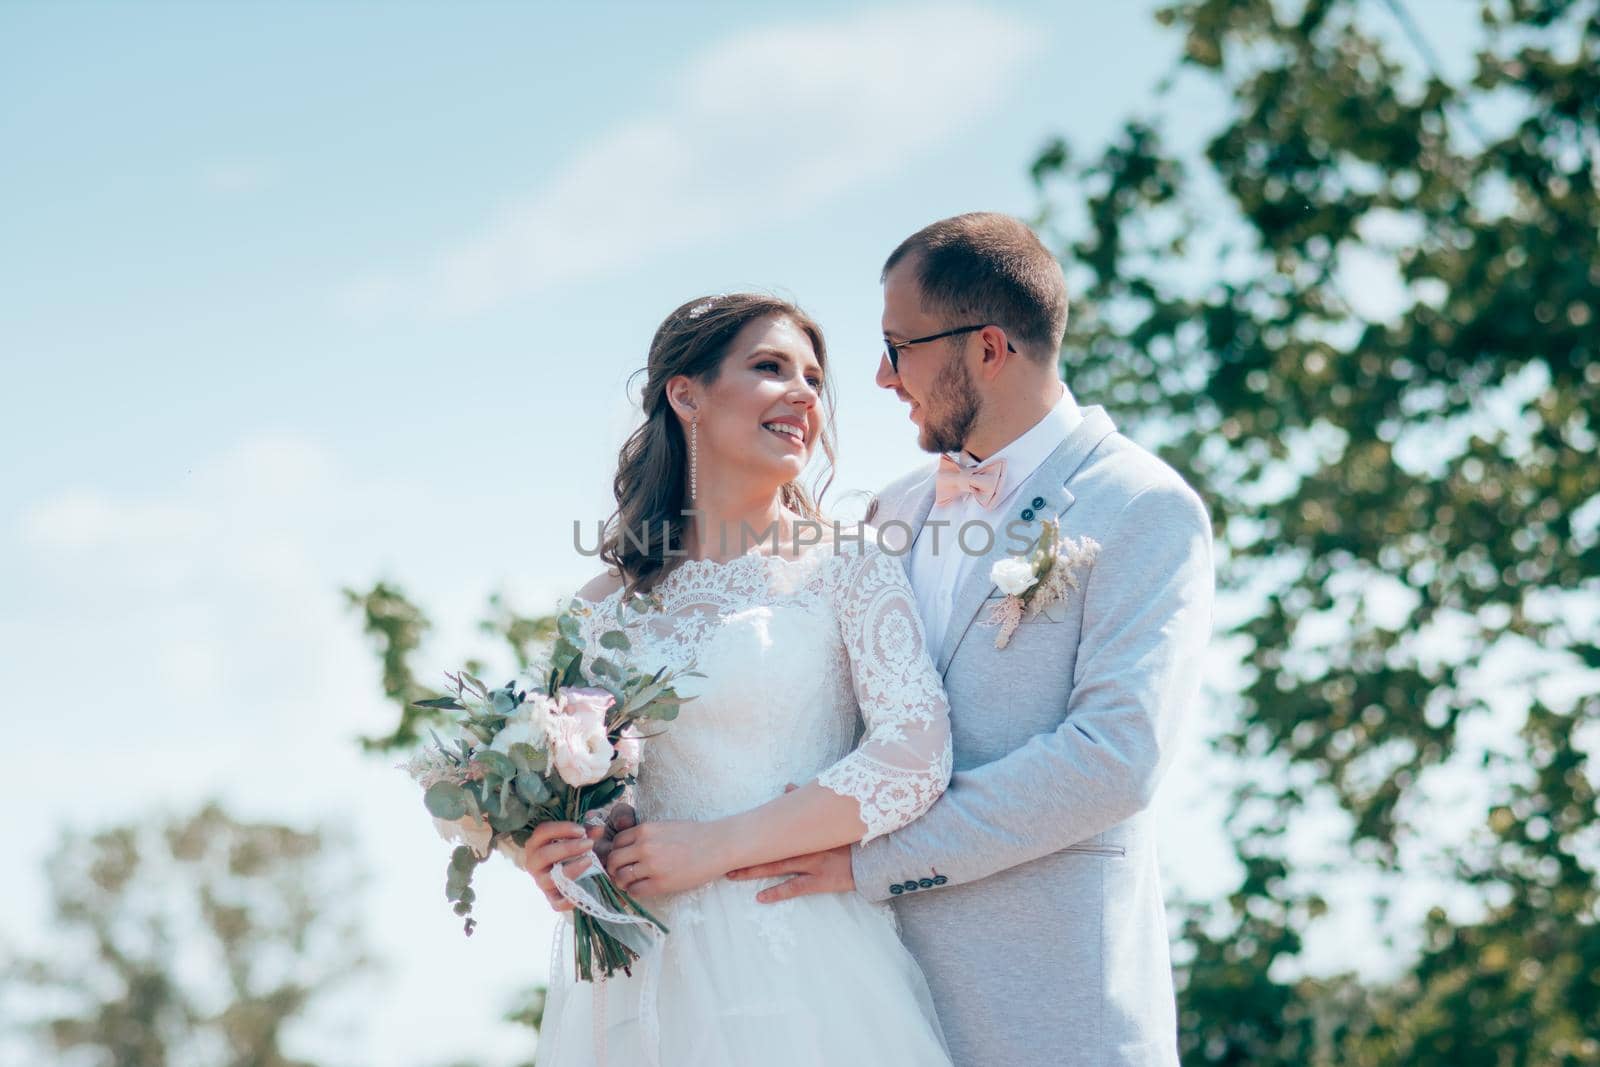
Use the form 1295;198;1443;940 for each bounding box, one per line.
523;821;602;912
604;819;734;898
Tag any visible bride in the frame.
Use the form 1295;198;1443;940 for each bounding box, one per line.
523;293;955;1065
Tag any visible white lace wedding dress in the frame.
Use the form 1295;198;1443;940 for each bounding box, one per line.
536;535;955;1066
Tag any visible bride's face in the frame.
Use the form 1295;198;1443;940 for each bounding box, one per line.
686;313;824;490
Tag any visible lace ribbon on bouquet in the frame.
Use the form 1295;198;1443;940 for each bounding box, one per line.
550;855;666;1067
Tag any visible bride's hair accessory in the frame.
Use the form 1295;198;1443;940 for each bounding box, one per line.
687;297;720;319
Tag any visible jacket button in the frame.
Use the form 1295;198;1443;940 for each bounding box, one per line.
1031;496;1045;509
918;878;934;889
932;875;948;885
889;884;903;895
1020;508;1035;521
903;881;919;892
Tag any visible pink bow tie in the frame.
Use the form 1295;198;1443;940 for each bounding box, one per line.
935;454;1006;508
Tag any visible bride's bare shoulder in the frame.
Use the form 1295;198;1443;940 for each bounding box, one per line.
573;567;625;603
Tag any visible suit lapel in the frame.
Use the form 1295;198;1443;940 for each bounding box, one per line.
876;471;937;577
933;407;1119;675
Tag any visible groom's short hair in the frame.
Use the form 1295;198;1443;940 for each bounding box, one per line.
883;213;1068;363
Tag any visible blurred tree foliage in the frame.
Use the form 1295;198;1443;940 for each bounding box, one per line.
1030;0;1598;1062
3;802;371;1067
344;583;556;752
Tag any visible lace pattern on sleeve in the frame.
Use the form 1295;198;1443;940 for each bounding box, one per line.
816;546;953;842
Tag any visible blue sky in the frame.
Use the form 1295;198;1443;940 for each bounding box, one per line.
0;2;1494;1064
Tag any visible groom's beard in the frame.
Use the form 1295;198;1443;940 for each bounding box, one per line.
919;353;981;455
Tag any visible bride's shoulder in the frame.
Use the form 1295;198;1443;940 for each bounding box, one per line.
572;567;625;604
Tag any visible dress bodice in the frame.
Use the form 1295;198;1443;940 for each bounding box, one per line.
569;535;951;841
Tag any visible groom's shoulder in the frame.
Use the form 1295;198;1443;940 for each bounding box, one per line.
867;461;938;520
1084;430;1210;529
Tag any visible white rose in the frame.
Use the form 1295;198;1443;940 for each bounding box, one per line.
991;557;1039;597
549;713;615;787
521;692;558;742
432;813;493;858
490;717;546;756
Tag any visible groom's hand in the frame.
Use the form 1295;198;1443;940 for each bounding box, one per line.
727;844;855;903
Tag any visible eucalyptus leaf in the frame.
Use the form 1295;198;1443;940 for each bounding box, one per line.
599;630;631;651
514;771;550;806
477;789;501;821
474;750;517;781
423;782;469;820
509;743;548;774
622;682;666;714
491;793;530;831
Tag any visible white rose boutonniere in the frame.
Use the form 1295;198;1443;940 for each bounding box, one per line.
984;517;1100;649
991;557;1040;597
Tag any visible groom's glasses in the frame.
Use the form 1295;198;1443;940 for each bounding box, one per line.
883;324;1016;372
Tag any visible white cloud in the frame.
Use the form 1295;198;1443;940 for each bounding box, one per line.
341;4;1040;318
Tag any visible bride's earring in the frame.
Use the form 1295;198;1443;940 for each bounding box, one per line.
689;416;699;504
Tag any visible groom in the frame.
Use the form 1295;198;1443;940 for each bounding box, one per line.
731;212;1214;1066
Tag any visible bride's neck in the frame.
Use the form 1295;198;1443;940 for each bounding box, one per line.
682;485;796;563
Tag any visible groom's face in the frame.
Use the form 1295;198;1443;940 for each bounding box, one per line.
878;262;980;455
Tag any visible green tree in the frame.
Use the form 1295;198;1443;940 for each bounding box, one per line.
4;802;373;1067
1030;0;1598;1062
344;582;557;753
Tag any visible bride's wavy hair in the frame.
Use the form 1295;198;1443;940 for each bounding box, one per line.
601;293;838;598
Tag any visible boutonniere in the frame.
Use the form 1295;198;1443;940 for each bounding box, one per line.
983;518;1100;649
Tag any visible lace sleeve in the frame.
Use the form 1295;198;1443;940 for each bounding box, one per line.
815;545;953;843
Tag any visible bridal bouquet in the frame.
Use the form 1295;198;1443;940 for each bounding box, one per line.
403;593;697;980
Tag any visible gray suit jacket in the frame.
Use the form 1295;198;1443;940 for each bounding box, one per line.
853;405;1213;1067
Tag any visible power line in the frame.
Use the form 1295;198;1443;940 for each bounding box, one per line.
1376;0;1491;147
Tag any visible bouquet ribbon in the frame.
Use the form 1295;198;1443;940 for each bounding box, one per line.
551;854;666;1067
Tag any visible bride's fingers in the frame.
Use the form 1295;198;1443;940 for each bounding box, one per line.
558;853;596;877
529;837;595;908
625;877;658;898
527;821;586;851
610;852;646;884
531;836;594;874
612;861;647;892
605;842;642;874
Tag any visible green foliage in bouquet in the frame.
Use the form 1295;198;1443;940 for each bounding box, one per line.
404;592;698;978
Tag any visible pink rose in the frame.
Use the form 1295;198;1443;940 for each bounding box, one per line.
558;687;615;731
550;710;611;783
